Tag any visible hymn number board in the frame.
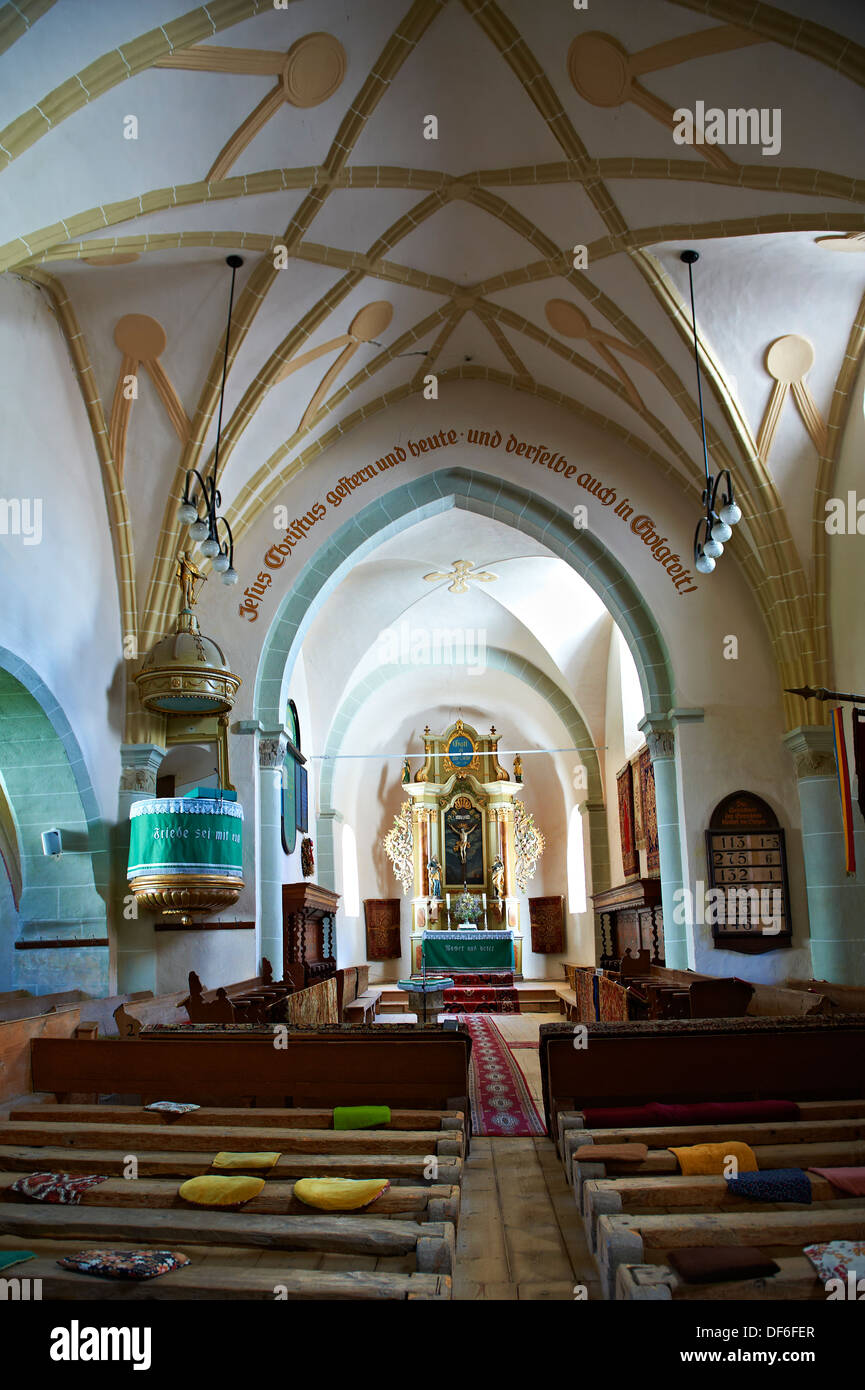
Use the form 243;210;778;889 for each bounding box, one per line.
706;791;792;952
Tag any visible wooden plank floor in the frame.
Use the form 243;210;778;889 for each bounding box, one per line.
453;1014;601;1300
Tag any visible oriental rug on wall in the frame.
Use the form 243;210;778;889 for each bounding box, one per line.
462;1015;545;1136
363;898;401;960
617;763;639;878
528;895;565;953
637;747;660;876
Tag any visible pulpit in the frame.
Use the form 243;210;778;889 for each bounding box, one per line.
281;882;340;987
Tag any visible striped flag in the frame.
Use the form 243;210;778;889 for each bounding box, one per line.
831;705;856;875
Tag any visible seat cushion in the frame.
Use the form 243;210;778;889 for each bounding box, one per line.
179;1175;265;1207
293;1178;390;1210
333;1105;391;1130
10;1172;108;1205
211;1151;280;1170
669;1246;779;1284
56;1249;190;1281
670;1141;757;1175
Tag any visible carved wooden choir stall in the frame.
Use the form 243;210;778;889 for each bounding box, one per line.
281;882;340;988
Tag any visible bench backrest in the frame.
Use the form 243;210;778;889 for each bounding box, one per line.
0;1006;81;1102
539;1016;865;1135
31;1031;472;1110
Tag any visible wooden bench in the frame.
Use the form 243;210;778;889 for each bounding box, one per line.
615;1256;824;1303
539;1016;865;1142
0;1006;81;1105
31;1030;472;1115
582;1173;865;1254
597;1205;865;1300
344;990;383;1024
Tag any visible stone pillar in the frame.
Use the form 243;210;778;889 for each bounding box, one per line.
784;725;865;985
116;743;165;993
258;730;288;977
579;798;609;963
638;718;688;969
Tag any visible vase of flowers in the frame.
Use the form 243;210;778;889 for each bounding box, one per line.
452;890;483;927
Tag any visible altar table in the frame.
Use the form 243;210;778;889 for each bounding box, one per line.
421;929;515;972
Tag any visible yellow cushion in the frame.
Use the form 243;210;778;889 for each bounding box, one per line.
212;1151;281;1171
293;1178;390;1211
670;1141;758;1176
179;1175;265;1207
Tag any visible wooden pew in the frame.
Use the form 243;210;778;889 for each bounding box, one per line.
0;1170;460;1223
0;1007;81;1105
0;990;87;1022
616;1257;822;1302
31;1030;472;1115
787;979;865;1013
581;1173;864;1253
0;1204;456;1274
9;1251;451;1301
597;1205;865;1300
539;1016;865;1141
0;1143;463;1185
8;1103;465;1133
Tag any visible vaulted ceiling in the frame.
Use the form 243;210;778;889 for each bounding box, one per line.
2;0;864;731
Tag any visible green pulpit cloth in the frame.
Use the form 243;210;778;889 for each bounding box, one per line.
422;931;514;971
127;797;243;880
334;1106;391;1130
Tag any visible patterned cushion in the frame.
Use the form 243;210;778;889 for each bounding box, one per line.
144;1101;200;1115
179;1176;265;1207
56;1250;190;1281
293;1178;390;1210
10;1172;108;1204
804;1241;865;1284
211;1151;280;1170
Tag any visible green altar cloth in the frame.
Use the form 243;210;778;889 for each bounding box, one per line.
422;931;514;971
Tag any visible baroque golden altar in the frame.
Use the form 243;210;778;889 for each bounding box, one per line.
399;719;527;977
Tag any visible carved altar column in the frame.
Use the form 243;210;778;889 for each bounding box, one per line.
638;716;688;970
785;725;865;984
258;730;288;976
115;743;165;993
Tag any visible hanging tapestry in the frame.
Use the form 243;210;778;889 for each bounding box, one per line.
364;898;401;960
632;753;645;849
638;747;660;876
853;708;865;820
617;763;639;878
528;895;565;953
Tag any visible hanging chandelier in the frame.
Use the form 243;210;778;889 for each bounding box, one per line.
681;250;742;576
177;254;243;586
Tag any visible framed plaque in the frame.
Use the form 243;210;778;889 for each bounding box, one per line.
705;791;791;953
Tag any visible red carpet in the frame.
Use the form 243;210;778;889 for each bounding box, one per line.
461;1016;545;1136
442;988;519;1014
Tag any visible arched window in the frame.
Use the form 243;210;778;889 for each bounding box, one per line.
281;700;308;855
567;805;587;914
341;823;360;917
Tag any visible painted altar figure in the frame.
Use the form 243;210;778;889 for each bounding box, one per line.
402;758;411;784
176;550;206;610
513;753;523;783
427;856;443;899
491;855;505;900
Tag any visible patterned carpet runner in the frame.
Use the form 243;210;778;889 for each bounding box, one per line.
462;1016;545;1137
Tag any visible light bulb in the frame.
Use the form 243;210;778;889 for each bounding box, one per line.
222;567;239;586
200;536;220;558
178;501;198;525
695;552;716;574
720;501;742;526
189;518;209;541
703;537;724;560
212;551;230;573
711;519;732;544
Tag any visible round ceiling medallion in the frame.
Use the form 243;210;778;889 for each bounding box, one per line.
282;32;347;108
567;32;631;108
113;314;167;362
765;334;814;384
